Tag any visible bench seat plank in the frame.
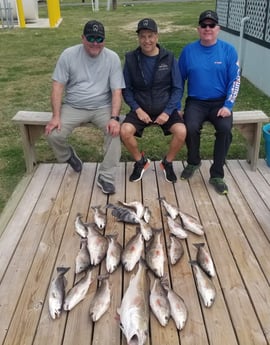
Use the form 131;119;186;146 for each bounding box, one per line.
12;110;269;173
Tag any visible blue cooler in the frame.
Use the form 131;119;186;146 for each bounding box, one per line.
263;123;270;167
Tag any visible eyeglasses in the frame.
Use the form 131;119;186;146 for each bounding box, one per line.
200;23;217;29
85;36;104;43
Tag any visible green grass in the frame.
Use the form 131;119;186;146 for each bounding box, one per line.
0;0;270;213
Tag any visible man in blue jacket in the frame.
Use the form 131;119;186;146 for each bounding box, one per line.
121;18;186;183
178;10;240;194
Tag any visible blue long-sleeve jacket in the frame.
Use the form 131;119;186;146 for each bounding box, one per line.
123;45;183;117
178;39;240;111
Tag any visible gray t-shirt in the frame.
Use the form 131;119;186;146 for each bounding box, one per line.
52;44;125;109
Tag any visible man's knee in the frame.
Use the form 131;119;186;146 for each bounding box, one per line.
171;123;186;139
47;128;67;145
120;123;135;140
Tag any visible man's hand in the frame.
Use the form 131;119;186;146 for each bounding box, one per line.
154;112;169;125
217;107;231;118
136;108;152;124
45;118;61;135
107;118;120;137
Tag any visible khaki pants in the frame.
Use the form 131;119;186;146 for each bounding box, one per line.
47;104;121;183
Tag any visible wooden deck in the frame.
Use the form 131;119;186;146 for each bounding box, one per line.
0;159;270;345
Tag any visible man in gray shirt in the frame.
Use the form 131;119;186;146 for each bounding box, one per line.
45;20;125;194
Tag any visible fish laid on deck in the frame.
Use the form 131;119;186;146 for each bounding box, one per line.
179;211;204;236
118;200;145;219
166;215;188;239
106;233;123;274
106;203;141;224
87;223;108;266
75;238;91;274
75;213;88;238
118;259;150;345
190;260;216;308
121;229;144;272
63;267;94;311
139;218;153;241
149;276;171;327
91;205;107;230
89;274;111;322
48;266;70;320
168;234;184;265
158;196;179;220
163;281;188;331
142;206;151;223
193;242;216;277
145;228;165;278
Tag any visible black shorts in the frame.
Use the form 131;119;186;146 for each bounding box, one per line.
122;109;184;137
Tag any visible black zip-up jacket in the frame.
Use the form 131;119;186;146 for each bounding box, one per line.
123;45;181;117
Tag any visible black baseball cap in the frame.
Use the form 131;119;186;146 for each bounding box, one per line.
136;18;158;33
83;20;105;38
199;10;219;24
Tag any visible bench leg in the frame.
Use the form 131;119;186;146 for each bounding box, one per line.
235;123;261;171
19;124;44;173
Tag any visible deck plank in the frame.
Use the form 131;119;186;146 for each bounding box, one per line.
201;161;269;345
182;161;239;345
0;160;269;345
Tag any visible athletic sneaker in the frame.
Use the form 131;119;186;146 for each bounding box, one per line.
97;175;115;194
160;158;177;183
129;154;150;182
209;177;228;195
66;147;82;172
180;163;201;180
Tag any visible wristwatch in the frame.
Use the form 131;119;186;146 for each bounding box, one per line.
110;116;120;121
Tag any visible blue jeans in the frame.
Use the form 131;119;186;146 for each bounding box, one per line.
183;98;233;179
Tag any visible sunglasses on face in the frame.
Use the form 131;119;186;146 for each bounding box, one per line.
200;22;217;29
86;36;104;43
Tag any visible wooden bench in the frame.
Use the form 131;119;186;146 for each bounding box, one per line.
12;110;269;173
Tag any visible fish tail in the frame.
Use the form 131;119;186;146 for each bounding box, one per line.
106;233;118;241
189;260;198;266
193;242;205;249
106;203;115;209
97;273;110;281
91;205;101;210
56;266;70;275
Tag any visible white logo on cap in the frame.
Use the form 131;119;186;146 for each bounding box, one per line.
143;19;149;26
93;24;98;32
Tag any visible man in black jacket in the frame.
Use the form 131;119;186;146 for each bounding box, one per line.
120;18;186;183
